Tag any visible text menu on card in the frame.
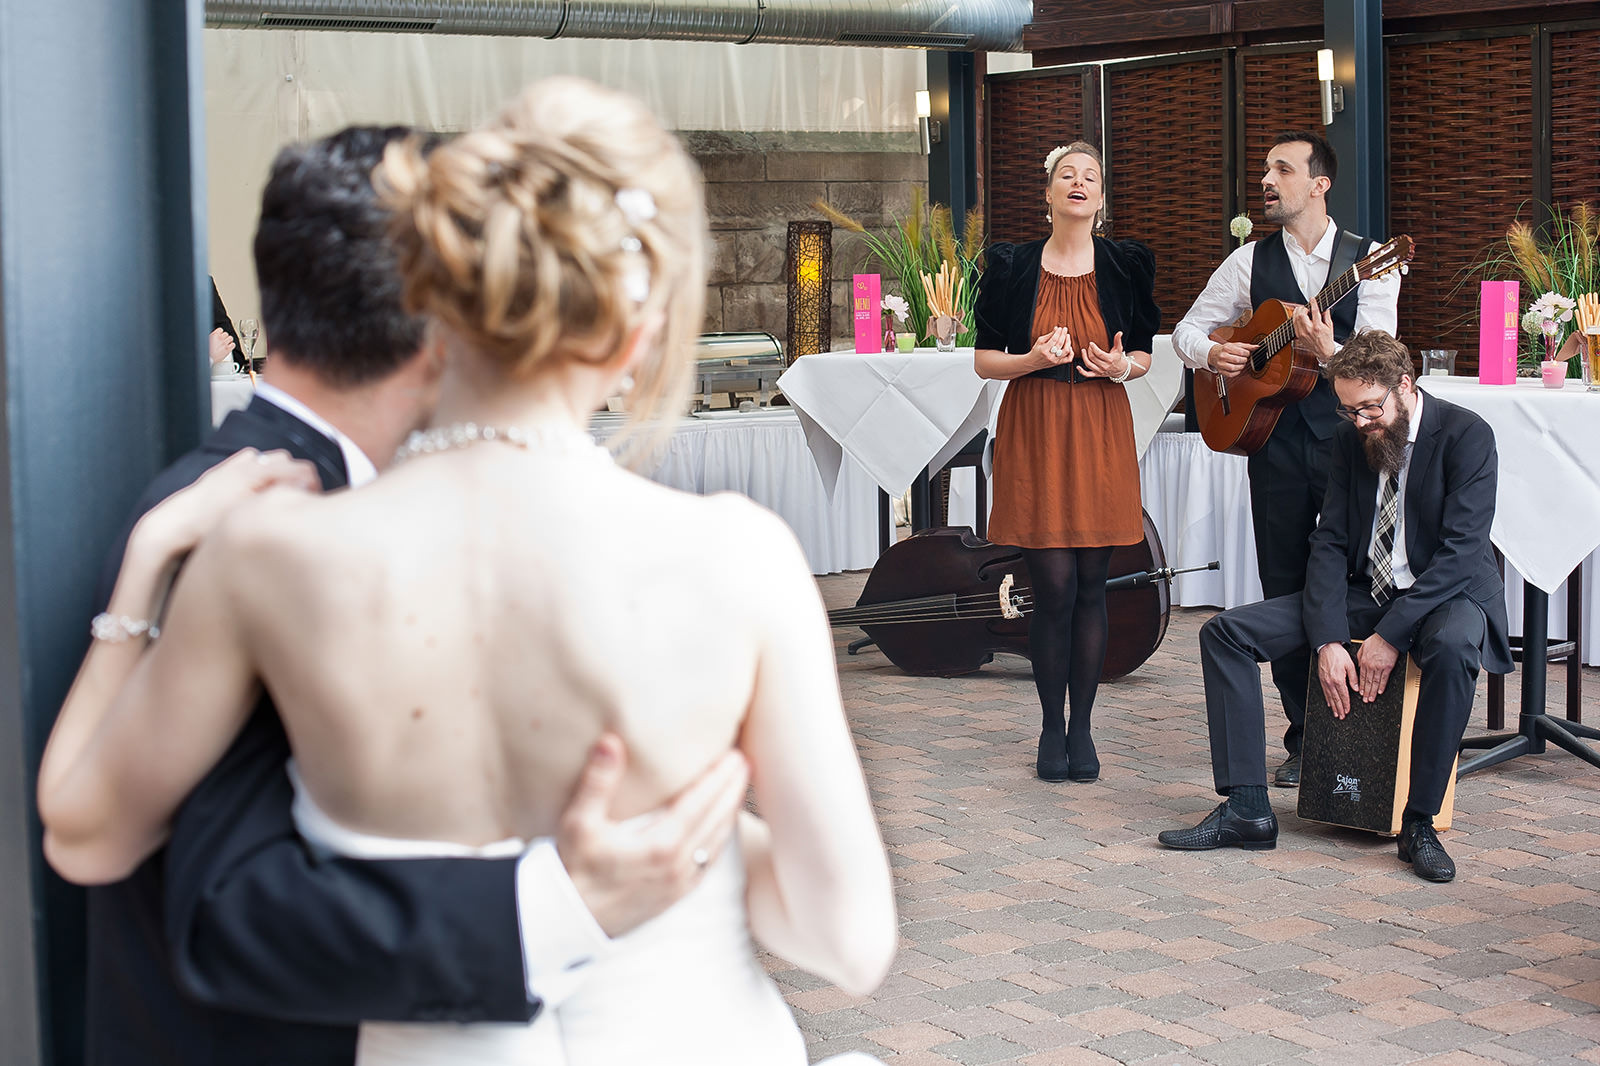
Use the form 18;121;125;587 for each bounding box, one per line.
1478;280;1519;384
852;274;882;353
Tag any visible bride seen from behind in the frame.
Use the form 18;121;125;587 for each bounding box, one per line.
40;76;896;1063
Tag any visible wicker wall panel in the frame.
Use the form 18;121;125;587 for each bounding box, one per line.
985;72;1090;244
1551;28;1600;209
1238;49;1324;245
1106;57;1228;333
1387;35;1533;375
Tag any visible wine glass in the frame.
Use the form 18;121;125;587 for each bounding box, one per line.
239;318;260;371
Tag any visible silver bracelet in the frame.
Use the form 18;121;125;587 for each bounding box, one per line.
91;613;160;643
1110;354;1134;384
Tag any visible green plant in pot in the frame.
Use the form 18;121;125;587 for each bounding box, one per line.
1468;201;1598;376
814;189;985;347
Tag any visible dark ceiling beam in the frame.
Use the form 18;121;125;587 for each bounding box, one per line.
1028;0;1600;65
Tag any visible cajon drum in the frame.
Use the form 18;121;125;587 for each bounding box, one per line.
1297;642;1457;834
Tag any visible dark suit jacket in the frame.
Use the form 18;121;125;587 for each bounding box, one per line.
973;235;1161;368
88;396;532;1066
1302;392;1513;674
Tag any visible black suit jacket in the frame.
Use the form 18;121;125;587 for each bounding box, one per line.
87;397;532;1066
1302;393;1513;674
973;235;1161;370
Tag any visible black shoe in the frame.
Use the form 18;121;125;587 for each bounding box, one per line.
1398;821;1456;883
1157;801;1278;851
1036;731;1069;781
1066;733;1099;782
1272;753;1301;788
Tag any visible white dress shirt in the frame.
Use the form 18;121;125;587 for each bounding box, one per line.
254;382;379;488
257;381;608;1010
1369;391;1424;594
1171;220;1402;370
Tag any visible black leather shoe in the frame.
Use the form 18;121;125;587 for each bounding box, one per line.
1273;753;1301;788
1036;731;1069;781
1157;801;1278;851
1398;821;1456;882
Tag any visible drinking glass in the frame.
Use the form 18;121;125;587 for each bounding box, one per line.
1420;349;1456;377
239;318;260;368
1585;327;1600;393
932;315;958;352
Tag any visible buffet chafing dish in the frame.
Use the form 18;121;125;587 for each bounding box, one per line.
693;331;785;410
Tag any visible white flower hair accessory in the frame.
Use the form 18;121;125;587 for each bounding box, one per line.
615;187;658;227
614;188;658;303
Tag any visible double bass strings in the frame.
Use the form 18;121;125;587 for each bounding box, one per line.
833;588;1035;626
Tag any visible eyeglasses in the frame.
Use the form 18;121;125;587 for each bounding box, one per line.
1333;385;1394;423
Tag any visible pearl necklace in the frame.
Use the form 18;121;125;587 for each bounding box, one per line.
392;421;612;465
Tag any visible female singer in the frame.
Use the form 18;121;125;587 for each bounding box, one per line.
973;142;1160;783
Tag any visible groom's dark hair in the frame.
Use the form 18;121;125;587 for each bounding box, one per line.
253;125;428;388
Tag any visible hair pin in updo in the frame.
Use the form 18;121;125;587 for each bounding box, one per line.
615;187;657;304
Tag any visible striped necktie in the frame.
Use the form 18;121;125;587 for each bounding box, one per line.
1370;472;1400;605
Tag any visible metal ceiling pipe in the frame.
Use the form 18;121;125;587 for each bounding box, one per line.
203;1;1031;52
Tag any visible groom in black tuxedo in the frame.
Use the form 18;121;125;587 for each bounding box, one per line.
1157;329;1511;882
86;127;747;1065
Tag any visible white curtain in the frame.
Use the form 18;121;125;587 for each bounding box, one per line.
203;29;931;325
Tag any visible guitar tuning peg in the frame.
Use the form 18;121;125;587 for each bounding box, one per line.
1399;264;1408;275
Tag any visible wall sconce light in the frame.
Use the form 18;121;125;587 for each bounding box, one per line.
915;89;941;155
1317;48;1344;126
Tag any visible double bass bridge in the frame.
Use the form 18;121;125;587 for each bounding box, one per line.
998;573;1025;620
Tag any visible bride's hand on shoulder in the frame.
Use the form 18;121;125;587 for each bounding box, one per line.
133;449;320;559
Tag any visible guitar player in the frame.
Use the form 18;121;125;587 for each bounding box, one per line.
1172;131;1401;788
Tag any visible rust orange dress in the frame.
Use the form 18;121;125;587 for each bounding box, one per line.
986;269;1143;548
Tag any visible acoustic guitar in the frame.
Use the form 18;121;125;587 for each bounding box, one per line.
1193;234;1414;456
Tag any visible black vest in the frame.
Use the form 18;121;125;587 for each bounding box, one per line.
1249;226;1366;440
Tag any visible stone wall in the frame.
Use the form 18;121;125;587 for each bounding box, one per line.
683;131;925;355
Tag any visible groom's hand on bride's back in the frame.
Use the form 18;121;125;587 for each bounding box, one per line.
557;733;749;938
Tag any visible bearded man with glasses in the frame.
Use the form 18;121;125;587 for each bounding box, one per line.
1155;330;1510;882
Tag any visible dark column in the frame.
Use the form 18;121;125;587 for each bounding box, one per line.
0;1;208;1061
1323;0;1386;237
927;50;979;224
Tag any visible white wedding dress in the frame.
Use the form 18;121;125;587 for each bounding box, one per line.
290;767;883;1066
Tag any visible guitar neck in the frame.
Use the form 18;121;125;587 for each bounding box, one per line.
1254;261;1362;366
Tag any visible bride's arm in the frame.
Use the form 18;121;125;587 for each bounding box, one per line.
736;511;896;996
39;453;314;884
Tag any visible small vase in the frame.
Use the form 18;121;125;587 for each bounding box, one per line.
1541;360;1566;389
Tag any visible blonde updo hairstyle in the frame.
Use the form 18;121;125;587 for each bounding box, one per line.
376;76;707;454
1043;141;1107;232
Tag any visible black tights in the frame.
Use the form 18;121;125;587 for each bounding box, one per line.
1024;546;1115;764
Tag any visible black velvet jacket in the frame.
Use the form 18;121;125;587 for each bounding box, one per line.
973;235;1161;381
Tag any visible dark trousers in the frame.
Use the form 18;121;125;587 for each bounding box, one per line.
1247;417;1332;755
1199;586;1485;818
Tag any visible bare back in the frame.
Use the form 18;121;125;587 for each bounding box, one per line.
231;441;783;846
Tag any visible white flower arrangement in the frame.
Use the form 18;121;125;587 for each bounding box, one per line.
881;293;910;324
1530;291;1576;329
1229;214;1253;244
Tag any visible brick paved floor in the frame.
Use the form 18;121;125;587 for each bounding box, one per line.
778;571;1600;1066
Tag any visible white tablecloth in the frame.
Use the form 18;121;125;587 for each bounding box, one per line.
777;348;1002;498
1416;377;1600;594
786;338;1186;513
588;410;879;576
1138;430;1262;609
210;374;255;426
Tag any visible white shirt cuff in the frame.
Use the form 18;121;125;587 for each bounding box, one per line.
515;839;610;1011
